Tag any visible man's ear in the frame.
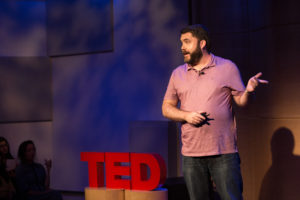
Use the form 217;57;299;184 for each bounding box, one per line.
200;40;206;50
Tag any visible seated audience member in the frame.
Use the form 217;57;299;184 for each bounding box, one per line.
0;137;17;199
0;137;17;177
0;154;16;200
16;140;62;200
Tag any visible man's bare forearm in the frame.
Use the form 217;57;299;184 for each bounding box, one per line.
235;90;250;107
162;102;187;122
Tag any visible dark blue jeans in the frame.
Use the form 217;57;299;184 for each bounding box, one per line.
183;153;243;200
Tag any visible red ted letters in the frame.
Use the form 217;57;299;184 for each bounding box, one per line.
80;152;166;191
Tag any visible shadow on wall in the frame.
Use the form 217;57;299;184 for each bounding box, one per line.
259;127;300;200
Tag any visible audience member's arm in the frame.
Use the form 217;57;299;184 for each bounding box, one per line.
44;159;52;189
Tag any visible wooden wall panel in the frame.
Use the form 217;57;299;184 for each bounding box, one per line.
243;25;300;118
191;0;300;199
248;0;300;29
190;0;248;33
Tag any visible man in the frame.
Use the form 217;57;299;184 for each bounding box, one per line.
162;24;268;200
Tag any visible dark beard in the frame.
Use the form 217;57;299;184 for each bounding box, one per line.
185;44;203;66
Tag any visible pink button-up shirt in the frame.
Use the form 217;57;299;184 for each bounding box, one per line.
164;54;245;156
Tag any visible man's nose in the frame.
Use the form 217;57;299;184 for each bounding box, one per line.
181;45;185;51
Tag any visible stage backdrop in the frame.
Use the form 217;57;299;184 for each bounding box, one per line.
0;0;188;192
51;0;188;191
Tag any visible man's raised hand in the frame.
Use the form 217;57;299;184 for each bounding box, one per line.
246;72;269;93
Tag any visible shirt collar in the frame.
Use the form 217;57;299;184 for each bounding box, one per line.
186;53;216;72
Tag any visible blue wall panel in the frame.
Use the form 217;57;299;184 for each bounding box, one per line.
51;0;188;191
47;0;113;56
0;1;47;56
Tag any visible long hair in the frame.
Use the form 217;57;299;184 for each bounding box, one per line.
0;137;13;184
18;140;36;164
0;137;14;159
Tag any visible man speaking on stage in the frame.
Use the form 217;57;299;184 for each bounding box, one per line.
162;24;268;200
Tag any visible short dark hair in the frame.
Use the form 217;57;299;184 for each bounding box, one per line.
18;140;35;163
180;24;211;52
